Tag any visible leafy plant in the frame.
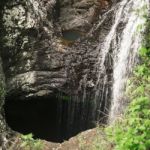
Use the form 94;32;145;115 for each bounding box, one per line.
106;96;150;150
20;133;44;150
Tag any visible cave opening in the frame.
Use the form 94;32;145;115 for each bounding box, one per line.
4;95;83;143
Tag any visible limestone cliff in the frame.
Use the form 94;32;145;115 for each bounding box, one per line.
0;0;110;99
0;0;111;147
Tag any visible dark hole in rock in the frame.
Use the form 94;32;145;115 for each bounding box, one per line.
4;95;86;143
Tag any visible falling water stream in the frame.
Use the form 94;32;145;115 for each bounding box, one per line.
109;0;149;122
108;3;146;121
92;0;149;123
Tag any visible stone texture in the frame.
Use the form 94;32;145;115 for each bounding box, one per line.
0;1;113;135
59;0;110;31
0;57;8;149
1;0;65;99
0;0;110;99
0;67;5;127
0;0;113;147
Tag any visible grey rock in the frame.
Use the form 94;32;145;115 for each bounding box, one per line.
0;0;110;99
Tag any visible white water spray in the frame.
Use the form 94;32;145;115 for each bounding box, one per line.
109;0;149;122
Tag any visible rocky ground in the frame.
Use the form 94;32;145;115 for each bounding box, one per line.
6;128;113;150
43;128;98;150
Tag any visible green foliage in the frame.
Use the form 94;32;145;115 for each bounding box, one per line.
106;96;150;150
20;134;44;150
139;47;150;58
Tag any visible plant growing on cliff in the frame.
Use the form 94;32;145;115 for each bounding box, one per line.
106;96;150;150
20;134;44;150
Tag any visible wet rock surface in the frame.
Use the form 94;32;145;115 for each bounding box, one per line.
59;0;101;31
0;0;112;146
0;0;110;99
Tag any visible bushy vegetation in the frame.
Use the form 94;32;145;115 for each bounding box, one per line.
106;97;150;150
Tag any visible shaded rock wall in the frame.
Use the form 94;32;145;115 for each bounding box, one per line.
59;0;110;31
0;0;110;99
0;1;10;147
1;0;66;99
0;57;7;141
0;0;112;143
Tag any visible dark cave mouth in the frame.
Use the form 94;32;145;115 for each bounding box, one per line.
4;95;87;143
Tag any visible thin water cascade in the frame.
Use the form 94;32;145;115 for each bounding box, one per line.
93;0;149;123
93;0;129;122
109;0;149;122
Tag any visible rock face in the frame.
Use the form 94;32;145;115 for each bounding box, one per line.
59;0;109;31
0;57;7;139
0;0;110;99
1;0;65;99
0;0;111;144
0;57;12;149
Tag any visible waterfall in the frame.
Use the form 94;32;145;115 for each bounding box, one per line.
93;0;149;123
93;0;129;122
109;0;149;122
